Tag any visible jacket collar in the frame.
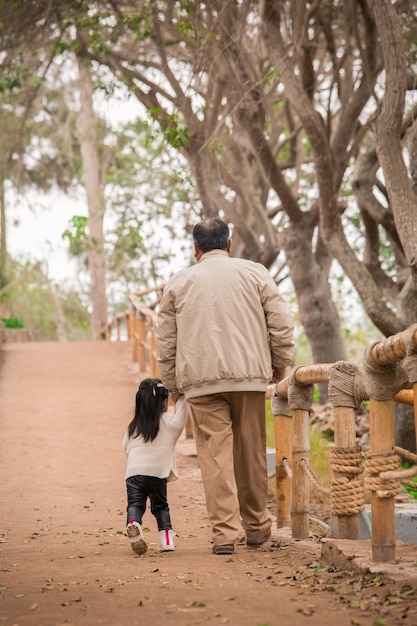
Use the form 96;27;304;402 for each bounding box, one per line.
199;249;228;262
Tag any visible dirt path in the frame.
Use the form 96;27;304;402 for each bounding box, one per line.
0;341;416;626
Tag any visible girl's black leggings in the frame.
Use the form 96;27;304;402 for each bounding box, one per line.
126;475;172;530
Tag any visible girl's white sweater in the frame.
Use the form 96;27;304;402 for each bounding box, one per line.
123;396;188;482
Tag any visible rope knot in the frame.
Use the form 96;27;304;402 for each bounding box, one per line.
328;445;364;515
328;361;367;409
364;450;402;498
271;394;292;417
288;367;314;411
363;341;409;400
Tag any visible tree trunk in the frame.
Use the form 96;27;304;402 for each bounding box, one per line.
281;217;347;401
0;176;7;288
394;404;416;455
368;0;417;290
35;262;68;342
77;60;108;340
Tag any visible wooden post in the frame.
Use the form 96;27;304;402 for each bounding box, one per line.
369;398;396;562
137;317;147;372
275;413;292;528
333;406;360;539
291;408;310;539
129;313;137;363
149;326;160;377
127;313;132;341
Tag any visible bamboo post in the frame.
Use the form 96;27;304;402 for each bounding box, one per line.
363;323;417;562
394;389;414;406
369;398;396;562
276;366;328;539
275;413;292;528
367;324;417;365
333;405;360;539
291;407;310;539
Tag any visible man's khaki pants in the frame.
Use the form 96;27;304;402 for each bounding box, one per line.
188;390;272;547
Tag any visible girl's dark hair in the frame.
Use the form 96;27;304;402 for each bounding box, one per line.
127;378;169;442
192;218;230;253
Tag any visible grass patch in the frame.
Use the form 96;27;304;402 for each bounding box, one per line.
266;401;332;485
309;424;332;487
266;400;274;448
1;317;24;329
403;464;417;500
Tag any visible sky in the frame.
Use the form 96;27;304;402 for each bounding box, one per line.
7;185;87;284
7;86;142;284
7;182;192;291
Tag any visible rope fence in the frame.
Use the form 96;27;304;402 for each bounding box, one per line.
271;322;417;563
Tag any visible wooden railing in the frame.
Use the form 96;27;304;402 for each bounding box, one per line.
270;323;417;563
101;284;164;377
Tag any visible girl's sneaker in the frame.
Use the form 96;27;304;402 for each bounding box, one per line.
158;528;175;552
126;521;147;555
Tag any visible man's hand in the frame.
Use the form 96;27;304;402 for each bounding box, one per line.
170;391;181;403
271;366;286;383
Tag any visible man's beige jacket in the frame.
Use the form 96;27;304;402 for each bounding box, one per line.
156;250;295;400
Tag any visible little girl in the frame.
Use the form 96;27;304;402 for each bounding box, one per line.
123;378;188;554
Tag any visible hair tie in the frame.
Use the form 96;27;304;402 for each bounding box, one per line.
153;382;168;397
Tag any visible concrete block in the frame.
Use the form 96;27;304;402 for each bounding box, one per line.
331;503;417;546
267;448;276;474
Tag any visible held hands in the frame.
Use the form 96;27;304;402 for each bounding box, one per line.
170;391;181;403
271;366;286;384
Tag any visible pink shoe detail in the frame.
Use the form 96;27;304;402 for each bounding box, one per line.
158;528;175;551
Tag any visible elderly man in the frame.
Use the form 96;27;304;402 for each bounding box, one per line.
156;218;295;555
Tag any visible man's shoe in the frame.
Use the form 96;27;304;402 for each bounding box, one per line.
212;544;235;555
246;529;272;548
127;521;147;555
158;528;175;552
